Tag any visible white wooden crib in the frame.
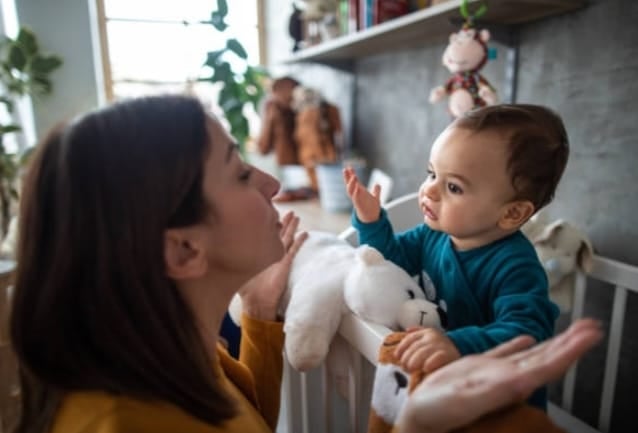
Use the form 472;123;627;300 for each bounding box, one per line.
277;192;638;433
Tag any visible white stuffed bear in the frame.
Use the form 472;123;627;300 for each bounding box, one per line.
229;231;441;371
344;244;443;331
522;217;594;312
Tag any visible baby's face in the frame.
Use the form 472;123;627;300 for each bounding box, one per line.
418;126;517;250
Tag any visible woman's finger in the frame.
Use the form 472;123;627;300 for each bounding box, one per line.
281;231;308;265
507;319;602;365
482;335;536;358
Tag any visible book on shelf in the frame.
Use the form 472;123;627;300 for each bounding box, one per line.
338;0;419;35
374;0;410;25
349;0;360;32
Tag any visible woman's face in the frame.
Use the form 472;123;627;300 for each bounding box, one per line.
199;116;283;281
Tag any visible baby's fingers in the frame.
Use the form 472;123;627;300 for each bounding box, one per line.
424;350;458;374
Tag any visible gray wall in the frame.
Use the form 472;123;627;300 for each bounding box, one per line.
267;0;638;431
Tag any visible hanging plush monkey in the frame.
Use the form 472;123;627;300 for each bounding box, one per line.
429;0;497;118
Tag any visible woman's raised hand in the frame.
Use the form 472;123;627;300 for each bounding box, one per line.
239;211;307;321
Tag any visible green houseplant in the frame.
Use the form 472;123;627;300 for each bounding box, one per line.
199;0;268;152
0;27;62;236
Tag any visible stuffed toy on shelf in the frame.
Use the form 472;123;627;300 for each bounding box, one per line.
292;85;343;193
429;0;497;118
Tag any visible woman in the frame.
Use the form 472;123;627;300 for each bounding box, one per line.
9;94;600;433
11;95;307;432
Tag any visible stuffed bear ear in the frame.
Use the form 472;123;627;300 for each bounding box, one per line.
533;219;566;245
577;239;594;272
356;245;385;265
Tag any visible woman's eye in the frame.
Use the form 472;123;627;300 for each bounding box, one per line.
239;166;252;181
448;183;462;194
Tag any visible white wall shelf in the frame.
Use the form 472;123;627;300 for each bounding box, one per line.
281;0;585;66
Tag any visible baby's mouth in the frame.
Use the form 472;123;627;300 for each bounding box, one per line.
421;202;438;221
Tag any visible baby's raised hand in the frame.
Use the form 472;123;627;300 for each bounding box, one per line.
394;327;461;374
342;166;381;223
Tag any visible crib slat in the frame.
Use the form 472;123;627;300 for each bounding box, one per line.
563;271;588;412
300;370;311;433
347;345;363;433
598;285;627;433
281;359;304;433
321;364;333;433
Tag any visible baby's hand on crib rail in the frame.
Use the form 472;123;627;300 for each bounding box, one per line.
396;319;603;433
394;327;461;374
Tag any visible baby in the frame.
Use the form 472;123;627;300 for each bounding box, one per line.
343;104;568;409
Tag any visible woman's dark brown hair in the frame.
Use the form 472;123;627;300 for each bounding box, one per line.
10;95;236;432
454;104;570;212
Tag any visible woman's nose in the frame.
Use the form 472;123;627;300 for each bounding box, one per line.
258;168;281;198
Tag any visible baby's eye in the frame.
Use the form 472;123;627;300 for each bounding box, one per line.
426;169;435;180
447;183;463;194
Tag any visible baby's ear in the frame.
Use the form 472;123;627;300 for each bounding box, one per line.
499;200;535;230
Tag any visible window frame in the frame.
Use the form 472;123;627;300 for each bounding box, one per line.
94;0;267;102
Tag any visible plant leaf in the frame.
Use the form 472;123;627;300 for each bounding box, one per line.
31;54;63;74
204;49;226;67
16;28;38;55
8;45;26;72
210;62;233;83
474;4;488;19
217;0;228;17
210;11;228;31
30;75;53;94
460;0;469;18
0;124;21;134
226;39;247;59
0;97;14;112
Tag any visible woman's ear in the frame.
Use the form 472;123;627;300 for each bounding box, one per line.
164;229;208;279
499;200;535;230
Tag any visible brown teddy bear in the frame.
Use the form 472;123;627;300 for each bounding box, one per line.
292;85;342;192
256;76;301;166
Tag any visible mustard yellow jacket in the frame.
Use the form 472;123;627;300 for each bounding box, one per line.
50;315;284;433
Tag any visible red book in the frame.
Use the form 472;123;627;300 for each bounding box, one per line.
374;0;409;25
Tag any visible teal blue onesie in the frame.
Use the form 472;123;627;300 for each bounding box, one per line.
352;209;559;409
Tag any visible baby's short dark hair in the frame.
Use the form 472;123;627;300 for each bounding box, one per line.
454;104;569;212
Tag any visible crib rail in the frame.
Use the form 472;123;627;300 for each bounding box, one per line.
556;255;638;433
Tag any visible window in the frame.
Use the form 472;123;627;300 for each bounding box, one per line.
98;0;263;107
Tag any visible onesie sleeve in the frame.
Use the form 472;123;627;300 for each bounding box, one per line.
352;208;427;276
